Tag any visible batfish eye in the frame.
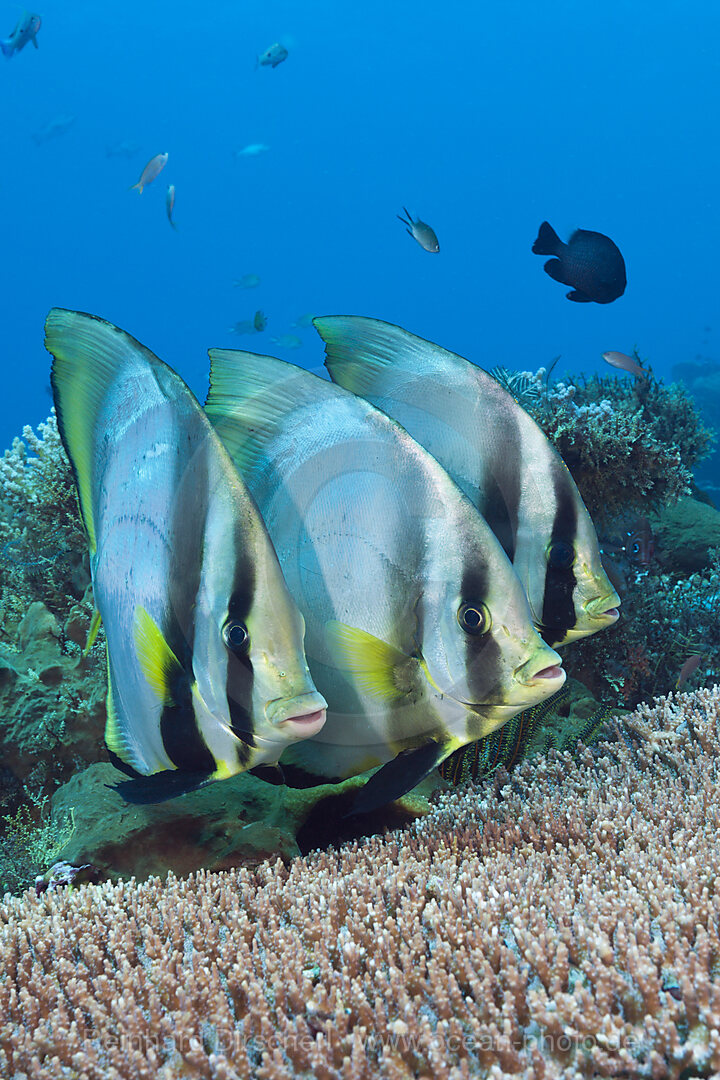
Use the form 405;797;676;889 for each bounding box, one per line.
547;541;575;569
223;620;250;654
457;602;491;636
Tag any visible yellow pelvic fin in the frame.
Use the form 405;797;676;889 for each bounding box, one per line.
133;606;182;705
417;655;446;698
325;620;409;702
82;607;102;656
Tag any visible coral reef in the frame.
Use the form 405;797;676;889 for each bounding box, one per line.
524;365;713;523
2;688;720;1079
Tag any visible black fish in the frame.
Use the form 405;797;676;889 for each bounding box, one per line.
532;222;626;304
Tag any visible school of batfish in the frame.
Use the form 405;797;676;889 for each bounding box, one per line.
43;308;620;815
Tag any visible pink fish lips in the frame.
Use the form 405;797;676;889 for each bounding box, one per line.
279;708;327;737
534;664;564;681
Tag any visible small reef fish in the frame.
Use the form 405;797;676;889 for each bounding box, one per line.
1;12;41;58
397;207;440;252
270;334;302;350
676;655;704;690
253;310;267;332
234;274;261;289
165;184;177;230
106;140;140;159
257;42;288;68
229;320;258;335
131;152;168;193
625;516;655;566
292;314;315;328
317;316;621;649
44;308;326;805
32;114;75;145
235;143;269;157
205;350;565;814
532;221;626;303
602;350;648;381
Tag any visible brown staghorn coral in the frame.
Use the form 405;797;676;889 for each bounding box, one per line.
2;688;720;1080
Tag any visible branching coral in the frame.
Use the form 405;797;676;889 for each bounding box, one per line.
1;688;720;1079
0;411;89;631
525;370;713;523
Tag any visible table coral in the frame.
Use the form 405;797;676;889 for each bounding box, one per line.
1;687;720;1079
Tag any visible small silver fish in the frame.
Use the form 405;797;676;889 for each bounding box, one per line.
229;320;258;335
166;184;177;230
602;351;648;381
106;140;139;159
131;152;168;194
397;207;440;253
676;655;704;690
292;313;315;328
32;114;75;146
257;43;288;68
1;12;41;58
235;143;270;157
270;334;302;350
233;274;261;289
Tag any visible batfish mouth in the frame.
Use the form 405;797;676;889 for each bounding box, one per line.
531;664;565;681
278;708;327;737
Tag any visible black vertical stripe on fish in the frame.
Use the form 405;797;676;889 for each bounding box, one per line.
225;559;256;765
160;439;215;773
539;475;578;646
479;416;522;562
461;563;503;705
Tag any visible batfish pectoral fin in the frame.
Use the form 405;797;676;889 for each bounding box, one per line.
133;605;182;704
344;739;457;818
109;769;214;804
325;620;409;701
566;290;593;303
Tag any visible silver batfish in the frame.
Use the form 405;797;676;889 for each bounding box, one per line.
317;316;620;648
45;309;326;803
205;349;564;813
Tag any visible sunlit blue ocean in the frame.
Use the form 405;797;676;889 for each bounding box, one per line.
3;0;719;452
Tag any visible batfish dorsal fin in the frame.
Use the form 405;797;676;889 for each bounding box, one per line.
315;315;463;398
44;308;175;554
205;348;345;473
325;620;410;702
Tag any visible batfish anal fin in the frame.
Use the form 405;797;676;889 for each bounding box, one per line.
566;290;593;303
104;658;146;773
325;620;409;701
110;769;213;805
344;740;456;817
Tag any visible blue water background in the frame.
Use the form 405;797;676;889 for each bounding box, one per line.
2;0;718;454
